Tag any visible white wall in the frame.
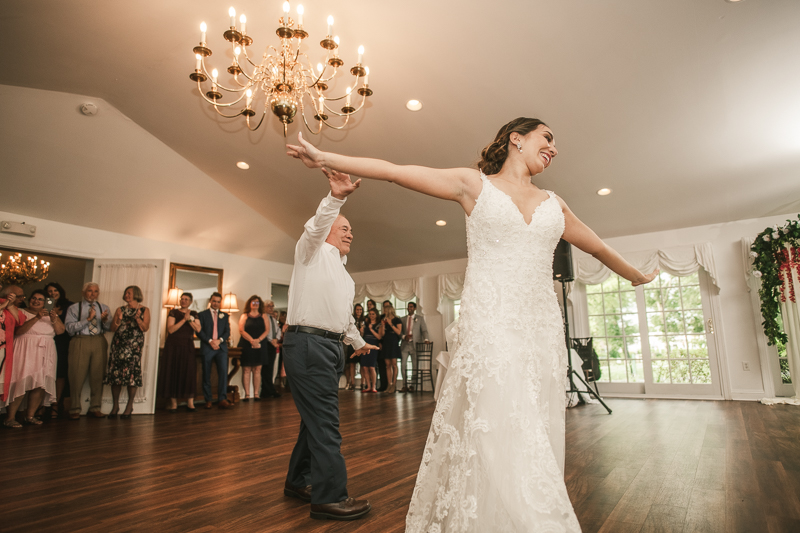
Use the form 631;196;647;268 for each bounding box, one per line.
0;209;294;412
351;212;799;401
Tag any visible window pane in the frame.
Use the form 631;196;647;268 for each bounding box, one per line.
587;293;604;315
665;312;685;334
645;289;663;313
589;316;606;337
650;336;668;358
623;314;640;336
605;315;623;337
609;360;627;382
664;288;682;310
668;336;688;359
594;340;608;359
619;277;634;291
652;360;671;383
602;276;619;293
681;272;699;285
684;310;704;334
647;312;665;334
780;359;792;384
671;360;690;383
608;337;625;359
690;359;712;384
603;292;620;314
627;359;645;382
619;291;637;314
597;361;611;382
659;272;677;287
681;285;702;309
586;283;602;294
626;337;642;358
687;335;707;358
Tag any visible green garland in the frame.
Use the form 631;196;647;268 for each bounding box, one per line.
750;214;800;345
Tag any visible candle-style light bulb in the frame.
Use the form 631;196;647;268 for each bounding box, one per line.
319;95;324;113
357;45;364;64
317;63;324;73
346;85;352;107
240;14;246;34
200;22;207;43
229;7;236;27
297;4;304;26
234;46;241;56
283;1;290;25
246;88;253;106
195;53;202;70
212;68;219;82
333;35;340;49
327;15;334;36
365;66;370;85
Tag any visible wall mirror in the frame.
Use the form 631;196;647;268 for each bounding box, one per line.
168;263;223;312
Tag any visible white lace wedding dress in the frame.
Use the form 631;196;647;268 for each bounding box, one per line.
406;173;581;532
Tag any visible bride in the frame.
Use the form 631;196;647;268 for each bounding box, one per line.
287;117;656;532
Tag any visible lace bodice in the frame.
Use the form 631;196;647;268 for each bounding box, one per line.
406;173;581;532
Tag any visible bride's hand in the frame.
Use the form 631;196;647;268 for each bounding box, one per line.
286;132;324;168
632;269;659;287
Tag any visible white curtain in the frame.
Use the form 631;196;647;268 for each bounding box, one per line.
96;263;159;404
779;247;800;399
575;243;720;289
354;278;418;306
437;272;466;314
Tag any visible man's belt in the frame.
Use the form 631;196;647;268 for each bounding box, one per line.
287;325;345;342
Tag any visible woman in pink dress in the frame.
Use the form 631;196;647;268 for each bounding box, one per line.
2;289;64;426
1;285;26;427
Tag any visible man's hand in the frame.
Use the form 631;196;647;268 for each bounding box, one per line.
88;306;96;321
101;309;109;321
352;344;379;357
210;339;220;350
271;339;279;348
323;167;361;200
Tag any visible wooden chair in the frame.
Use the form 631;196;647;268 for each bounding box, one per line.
413;342;435;393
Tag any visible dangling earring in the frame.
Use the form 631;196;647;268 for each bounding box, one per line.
516;142;523;153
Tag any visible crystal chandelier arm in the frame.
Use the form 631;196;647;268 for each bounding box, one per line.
244;108;268;131
195;81;250;108
318;114;351;130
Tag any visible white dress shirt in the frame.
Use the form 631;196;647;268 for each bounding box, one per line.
287;193;365;350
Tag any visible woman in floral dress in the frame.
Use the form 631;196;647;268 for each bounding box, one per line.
105;285;150;418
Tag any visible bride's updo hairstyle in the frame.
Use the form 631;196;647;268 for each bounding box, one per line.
477;117;548;176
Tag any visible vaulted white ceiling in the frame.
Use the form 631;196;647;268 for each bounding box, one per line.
1;0;799;271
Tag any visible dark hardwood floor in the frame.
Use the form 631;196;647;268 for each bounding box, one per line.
2;394;799;532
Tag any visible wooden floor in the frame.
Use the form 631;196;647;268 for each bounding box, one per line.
2;394;799;533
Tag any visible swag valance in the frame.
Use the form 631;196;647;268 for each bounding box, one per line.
354;278;418;306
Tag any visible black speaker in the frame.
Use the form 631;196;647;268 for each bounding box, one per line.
553;239;574;282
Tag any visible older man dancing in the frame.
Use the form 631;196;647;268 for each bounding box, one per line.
282;168;377;521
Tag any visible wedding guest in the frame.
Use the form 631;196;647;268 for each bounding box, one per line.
3;289;63;426
276;311;287;388
345;304;365;390
380;301;403;394
65;282;112;419
45;282;73;417
260;300;281;399
0;286;26;420
158;293;200;412
369;299;387;391
399;302;429;392
359;308;381;393
238;295;267;401
105;286;150;419
197;292;233;409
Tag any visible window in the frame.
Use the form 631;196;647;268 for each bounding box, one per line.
586;274;643;383
776;315;791;384
361;295;416;317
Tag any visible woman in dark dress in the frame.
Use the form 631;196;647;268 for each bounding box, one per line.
380;301;403;394
360;308;381;393
105;285;150;418
345;303;365;391
237;295;269;401
159;292;200;412
45;282;72;418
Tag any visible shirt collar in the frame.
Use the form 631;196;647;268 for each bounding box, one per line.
324;242;347;265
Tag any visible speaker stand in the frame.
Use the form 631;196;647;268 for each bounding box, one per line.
560;281;612;414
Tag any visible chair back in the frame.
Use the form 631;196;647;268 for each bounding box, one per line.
415;342;433;358
571;337;601;382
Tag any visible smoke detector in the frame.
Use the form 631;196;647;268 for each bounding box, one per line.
80;103;98;116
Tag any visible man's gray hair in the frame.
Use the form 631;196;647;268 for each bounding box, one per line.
0;285;20;298
264;299;275;306
82;282;99;292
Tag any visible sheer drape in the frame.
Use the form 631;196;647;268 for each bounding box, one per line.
96;263;159;403
354;278;418;306
437;272;465;314
575;243;720;289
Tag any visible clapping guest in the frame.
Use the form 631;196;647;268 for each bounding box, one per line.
65;282;113;419
105;286;150;419
237;295;268;401
3;290;63;426
158;293;201;412
345;304;365;390
359;309;381;393
380;301;403;394
45;282;73;417
1;286;26;417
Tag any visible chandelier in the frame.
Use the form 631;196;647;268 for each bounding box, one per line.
190;3;373;136
0;253;50;287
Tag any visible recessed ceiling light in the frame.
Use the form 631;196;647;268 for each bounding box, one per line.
596;188;612;196
724;0;744;3
236;161;250;170
406;99;423;111
435;220;446;226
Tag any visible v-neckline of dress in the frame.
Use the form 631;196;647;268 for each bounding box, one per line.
484;176;554;227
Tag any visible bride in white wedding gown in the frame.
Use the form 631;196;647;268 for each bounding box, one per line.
287;117;656;532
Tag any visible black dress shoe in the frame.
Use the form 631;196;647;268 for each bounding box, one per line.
120;413;132;419
284;482;312;502
310;498;371;520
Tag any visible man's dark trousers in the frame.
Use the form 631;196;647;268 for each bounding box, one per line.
283;331;348;505
260;342;279;396
201;344;228;402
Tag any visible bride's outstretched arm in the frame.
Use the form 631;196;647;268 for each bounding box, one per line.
556;195;658;286
286;133;476;205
